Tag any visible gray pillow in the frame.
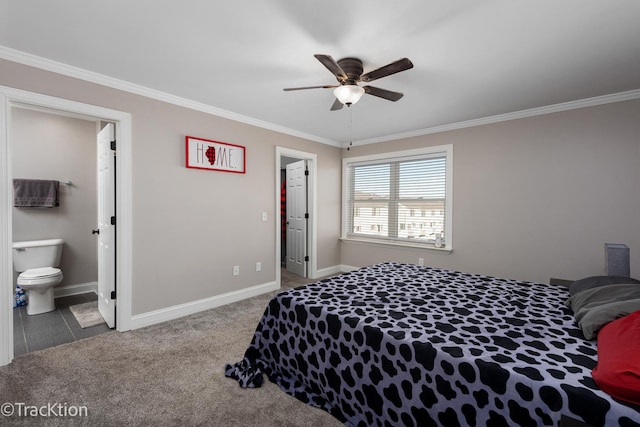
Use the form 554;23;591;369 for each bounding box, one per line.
566;283;640;339
577;298;640;340
569;275;640;296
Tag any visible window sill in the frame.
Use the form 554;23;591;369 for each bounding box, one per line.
340;236;453;254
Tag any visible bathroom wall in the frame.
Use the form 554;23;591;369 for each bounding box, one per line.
12;107;98;288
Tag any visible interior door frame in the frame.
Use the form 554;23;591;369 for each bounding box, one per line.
275;147;317;286
0;86;133;366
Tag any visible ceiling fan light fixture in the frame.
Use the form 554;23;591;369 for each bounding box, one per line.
334;85;365;106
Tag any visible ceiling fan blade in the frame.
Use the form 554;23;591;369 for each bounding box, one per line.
314;54;347;82
283;84;338;91
330;98;344;111
363;86;404;102
360;58;414;82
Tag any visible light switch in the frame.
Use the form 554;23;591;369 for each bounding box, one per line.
262;212;268;221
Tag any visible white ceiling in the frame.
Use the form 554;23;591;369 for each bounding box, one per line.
2;1;640;146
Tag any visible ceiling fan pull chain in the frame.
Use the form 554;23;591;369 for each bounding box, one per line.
348;107;353;151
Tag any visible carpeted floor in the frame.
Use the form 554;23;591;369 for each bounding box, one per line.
0;270;343;426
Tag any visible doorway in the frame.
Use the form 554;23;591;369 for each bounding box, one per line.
11;108;112;355
0;87;133;366
275;147;317;286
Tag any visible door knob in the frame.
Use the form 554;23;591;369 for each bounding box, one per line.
92;229;100;235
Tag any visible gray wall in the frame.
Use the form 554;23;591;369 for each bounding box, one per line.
342;99;640;283
11;107;98;288
1;59;343;316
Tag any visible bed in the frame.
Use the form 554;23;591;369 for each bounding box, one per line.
226;262;640;426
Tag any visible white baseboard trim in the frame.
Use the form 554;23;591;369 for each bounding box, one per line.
313;265;344;279
54;282;98;298
340;265;360;273
130;280;279;330
312;264;359;279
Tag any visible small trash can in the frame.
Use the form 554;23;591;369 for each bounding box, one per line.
15;284;27;307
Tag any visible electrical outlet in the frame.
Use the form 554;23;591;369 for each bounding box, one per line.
256;261;262;272
233;265;239;276
418;258;424;266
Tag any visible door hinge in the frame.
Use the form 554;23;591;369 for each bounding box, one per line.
304;255;309;262
110;216;116;226
110;290;116;300
304;213;309;219
304;169;309;176
110;140;116;151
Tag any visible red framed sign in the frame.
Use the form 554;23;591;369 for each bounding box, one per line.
186;136;246;173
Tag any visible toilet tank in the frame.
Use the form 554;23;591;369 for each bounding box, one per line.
12;238;64;272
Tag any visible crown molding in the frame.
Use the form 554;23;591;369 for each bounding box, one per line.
352;88;640;147
0;46;341;147
2;46;638;150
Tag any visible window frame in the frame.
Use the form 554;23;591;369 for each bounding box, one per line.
341;144;453;251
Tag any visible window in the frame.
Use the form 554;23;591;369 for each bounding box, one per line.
342;145;452;249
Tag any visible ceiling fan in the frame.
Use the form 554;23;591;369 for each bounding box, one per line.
283;54;414;111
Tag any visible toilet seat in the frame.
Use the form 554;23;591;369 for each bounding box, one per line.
18;267;63;285
19;267;61;279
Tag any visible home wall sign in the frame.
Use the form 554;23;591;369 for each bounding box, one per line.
186;136;246;173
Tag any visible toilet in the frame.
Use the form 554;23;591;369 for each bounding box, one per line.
12;239;64;315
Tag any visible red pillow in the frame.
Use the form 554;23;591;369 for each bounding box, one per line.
592;310;640;406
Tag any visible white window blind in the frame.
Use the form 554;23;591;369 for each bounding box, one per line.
343;146;452;249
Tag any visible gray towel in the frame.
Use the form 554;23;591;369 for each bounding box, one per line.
13;179;59;208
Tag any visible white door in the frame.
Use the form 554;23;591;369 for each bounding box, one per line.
286;160;307;277
97;123;116;328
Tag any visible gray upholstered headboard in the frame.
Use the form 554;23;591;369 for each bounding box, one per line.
549;278;573;288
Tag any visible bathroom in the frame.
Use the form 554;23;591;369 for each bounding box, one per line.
11;107;110;355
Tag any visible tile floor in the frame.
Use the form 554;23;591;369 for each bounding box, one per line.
13;292;111;357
